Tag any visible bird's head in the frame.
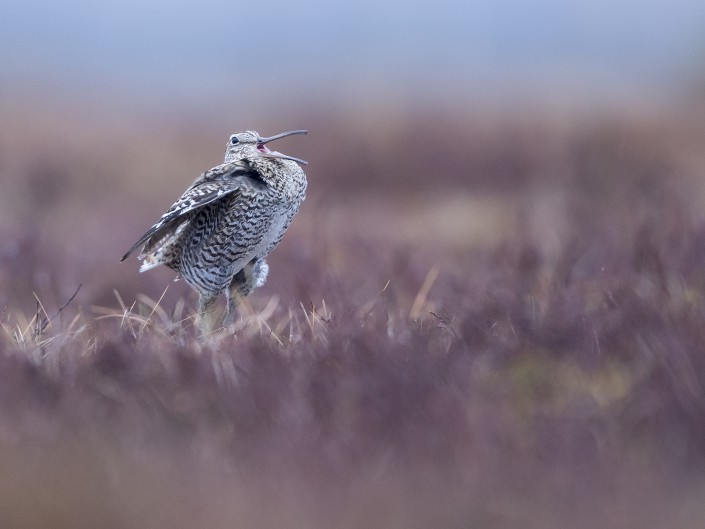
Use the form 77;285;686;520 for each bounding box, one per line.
224;130;308;166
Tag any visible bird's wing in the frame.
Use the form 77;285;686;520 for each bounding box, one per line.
121;161;263;261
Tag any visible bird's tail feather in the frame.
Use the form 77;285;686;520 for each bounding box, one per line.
139;258;162;273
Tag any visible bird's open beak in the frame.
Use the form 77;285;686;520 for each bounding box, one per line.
257;130;308;166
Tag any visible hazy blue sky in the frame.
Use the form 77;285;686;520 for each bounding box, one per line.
2;0;705;101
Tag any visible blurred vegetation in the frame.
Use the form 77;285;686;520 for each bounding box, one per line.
2;87;705;528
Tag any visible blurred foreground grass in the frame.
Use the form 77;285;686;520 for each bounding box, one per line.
2;90;705;527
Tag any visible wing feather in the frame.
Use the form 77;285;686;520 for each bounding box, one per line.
121;161;263;261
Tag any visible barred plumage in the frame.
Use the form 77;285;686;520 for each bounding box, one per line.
121;130;308;334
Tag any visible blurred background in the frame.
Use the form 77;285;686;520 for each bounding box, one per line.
4;2;705;528
2;0;705;313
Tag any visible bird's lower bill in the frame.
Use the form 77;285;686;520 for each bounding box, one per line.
257;143;308;165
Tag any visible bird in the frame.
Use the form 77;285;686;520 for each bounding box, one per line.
121;129;308;335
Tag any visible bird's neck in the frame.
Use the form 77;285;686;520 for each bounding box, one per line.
247;156;306;198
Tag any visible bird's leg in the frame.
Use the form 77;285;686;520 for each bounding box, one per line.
224;258;268;326
223;286;245;328
197;292;219;336
224;267;251;327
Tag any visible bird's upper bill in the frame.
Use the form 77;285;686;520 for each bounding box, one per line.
257;130;308;166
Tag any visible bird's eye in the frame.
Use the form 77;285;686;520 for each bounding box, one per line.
230;137;239;145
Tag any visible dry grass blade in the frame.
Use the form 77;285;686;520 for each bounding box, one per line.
31;284;83;339
409;265;439;321
137;285;171;336
356;279;391;320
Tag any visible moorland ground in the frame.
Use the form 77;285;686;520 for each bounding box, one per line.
2;91;705;528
